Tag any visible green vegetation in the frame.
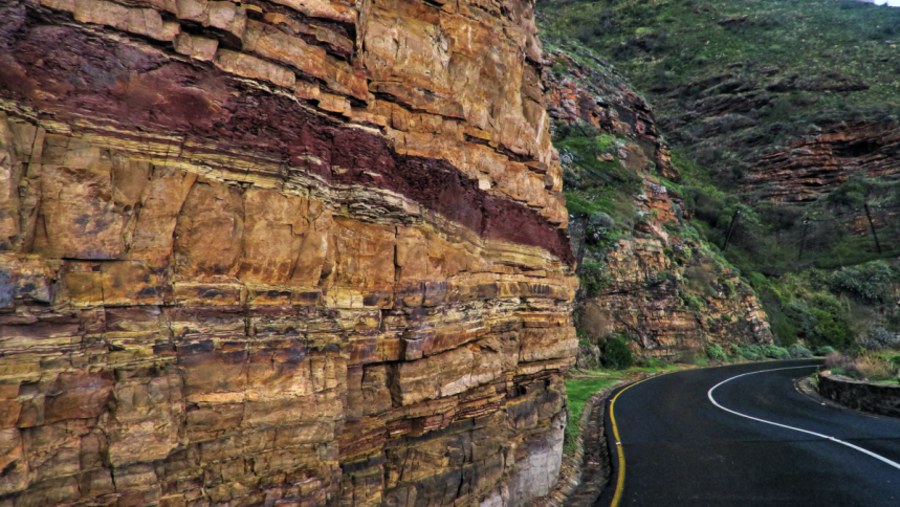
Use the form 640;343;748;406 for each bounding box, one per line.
560;126;641;228
540;0;900;173
824;350;900;385
829;260;897;303
816;345;838;356
788;343;813;358
564;374;617;454
601;334;635;369
580;260;610;298
542;0;900;355
560;123;645;303
668;153;900;276
748;269;858;349
706;344;727;362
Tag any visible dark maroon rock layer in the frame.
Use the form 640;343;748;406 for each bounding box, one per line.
0;6;573;264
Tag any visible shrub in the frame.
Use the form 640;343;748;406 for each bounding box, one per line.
706;344;728;362
737;344;763;361
853;354;897;382
824;352;860;378
747;271;768;289
681;291;706;311
828;260;895;303
585;212;615;245
762;344;791;359
826;180;866;209
858;327;900;351
816;345;837;356
784;295;853;350
580;261;609;298
788;343;813;358
601;334;635;370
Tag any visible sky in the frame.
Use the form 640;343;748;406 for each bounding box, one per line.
868;0;900;6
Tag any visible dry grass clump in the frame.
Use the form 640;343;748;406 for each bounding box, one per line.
825;351;900;383
853;354;898;382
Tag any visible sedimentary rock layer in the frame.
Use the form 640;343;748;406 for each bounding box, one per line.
745;121;900;203
0;1;577;505
543;48;772;358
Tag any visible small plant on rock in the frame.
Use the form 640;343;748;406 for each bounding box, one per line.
601;334;634;370
706;344;728;362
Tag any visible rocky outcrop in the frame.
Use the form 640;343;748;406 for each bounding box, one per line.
543;50;675;181
745;120;900;203
0;1;576;505
543;46;772;358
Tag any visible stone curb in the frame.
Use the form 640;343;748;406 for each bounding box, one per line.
816;372;900;419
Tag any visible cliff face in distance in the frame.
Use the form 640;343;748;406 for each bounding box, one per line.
542;44;773;360
0;0;577;505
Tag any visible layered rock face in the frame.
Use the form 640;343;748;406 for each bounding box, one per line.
0;1;577;505
543;49;772;358
745;120;900;203
544;51;674;181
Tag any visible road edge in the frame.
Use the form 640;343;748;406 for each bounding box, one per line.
535;379;628;507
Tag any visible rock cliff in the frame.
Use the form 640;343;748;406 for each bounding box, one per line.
0;1;577;505
542;46;772;360
745;120;900;203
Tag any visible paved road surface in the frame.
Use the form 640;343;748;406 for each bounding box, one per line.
597;360;900;506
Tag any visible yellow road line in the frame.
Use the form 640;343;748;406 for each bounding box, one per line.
608;373;668;507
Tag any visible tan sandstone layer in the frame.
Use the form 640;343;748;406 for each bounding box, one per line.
0;0;576;505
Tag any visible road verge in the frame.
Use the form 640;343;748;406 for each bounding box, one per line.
536;381;623;506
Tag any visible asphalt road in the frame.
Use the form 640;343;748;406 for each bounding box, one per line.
596;360;900;506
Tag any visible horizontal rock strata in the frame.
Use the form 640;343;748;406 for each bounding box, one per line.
745;121;900;203
0;0;577;505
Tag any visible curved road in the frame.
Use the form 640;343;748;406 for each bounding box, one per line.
597;360;900;506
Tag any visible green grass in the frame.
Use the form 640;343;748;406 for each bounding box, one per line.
565;374;617;454
541;0;900;151
545;2;899;360
564;365;684;454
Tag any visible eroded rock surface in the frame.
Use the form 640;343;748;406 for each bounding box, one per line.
544;48;772;358
0;1;576;505
745;121;900;203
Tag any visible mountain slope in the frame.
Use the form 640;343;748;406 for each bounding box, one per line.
542;40;773;361
540;0;900;350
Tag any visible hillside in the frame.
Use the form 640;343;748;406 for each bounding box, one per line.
539;0;900;352
542;41;773;362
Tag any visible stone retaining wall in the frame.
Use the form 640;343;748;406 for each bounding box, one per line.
818;373;900;418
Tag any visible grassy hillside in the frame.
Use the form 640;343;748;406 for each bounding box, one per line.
540;0;900;172
539;1;900;352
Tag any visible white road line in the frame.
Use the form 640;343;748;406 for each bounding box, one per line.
707;364;900;472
